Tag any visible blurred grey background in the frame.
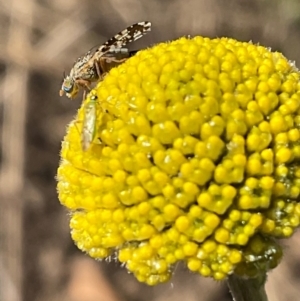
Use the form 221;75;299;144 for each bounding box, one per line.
1;0;300;301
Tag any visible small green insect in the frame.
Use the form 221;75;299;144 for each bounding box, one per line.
81;94;101;151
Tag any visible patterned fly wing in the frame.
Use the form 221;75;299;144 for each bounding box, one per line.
60;21;151;99
95;21;151;58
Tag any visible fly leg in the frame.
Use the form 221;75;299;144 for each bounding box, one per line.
75;79;91;100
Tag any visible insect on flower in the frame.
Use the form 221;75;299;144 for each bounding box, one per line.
81;93;101;151
60;21;151;99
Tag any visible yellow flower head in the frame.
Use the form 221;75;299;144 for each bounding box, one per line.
57;36;300;285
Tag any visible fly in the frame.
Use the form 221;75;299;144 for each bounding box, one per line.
60;21;151;99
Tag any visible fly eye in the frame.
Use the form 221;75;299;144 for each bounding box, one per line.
62;76;74;93
63;84;73;93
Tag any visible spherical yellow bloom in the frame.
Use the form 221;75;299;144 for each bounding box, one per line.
57;36;300;285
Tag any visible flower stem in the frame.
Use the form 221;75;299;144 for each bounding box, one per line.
227;273;268;301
